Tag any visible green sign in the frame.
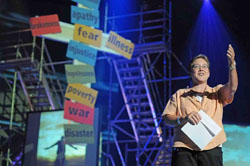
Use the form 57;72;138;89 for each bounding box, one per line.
65;64;96;84
64;124;94;144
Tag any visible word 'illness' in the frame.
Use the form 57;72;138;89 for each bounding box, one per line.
108;34;133;54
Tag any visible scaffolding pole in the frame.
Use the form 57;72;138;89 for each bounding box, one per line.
6;47;19;166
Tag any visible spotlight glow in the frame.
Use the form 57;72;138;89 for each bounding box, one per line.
185;0;234;86
204;0;210;3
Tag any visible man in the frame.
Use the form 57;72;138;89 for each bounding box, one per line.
162;44;238;166
45;136;77;166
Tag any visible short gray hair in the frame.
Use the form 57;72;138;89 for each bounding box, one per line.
188;54;210;72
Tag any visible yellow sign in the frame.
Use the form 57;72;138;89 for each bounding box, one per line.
106;31;134;59
73;24;102;47
65;83;98;108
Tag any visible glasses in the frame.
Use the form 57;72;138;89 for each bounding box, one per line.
191;64;209;69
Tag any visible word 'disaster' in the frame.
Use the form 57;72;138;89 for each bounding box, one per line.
106;31;134;59
65;83;98;108
73;24;102;47
71;5;99;28
64;100;94;125
64;124;94;144
66;40;97;66
29;14;61;36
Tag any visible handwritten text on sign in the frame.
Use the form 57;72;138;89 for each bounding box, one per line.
65;83;98;108
66;40;97;66
106;31;134;59
73;24;102;48
64;124;94;144
64;100;94;125
29;14;61;36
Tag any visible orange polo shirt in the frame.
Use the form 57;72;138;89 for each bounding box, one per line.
162;84;233;151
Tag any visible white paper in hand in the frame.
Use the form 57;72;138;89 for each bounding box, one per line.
181;110;222;150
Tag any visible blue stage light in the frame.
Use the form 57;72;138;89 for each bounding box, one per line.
184;0;235;86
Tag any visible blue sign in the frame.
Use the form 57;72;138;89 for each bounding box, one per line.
72;0;100;10
71;6;99;28
66;40;97;66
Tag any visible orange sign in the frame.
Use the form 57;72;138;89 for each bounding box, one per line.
73;24;102;47
106;31;134;59
29;14;61;36
65;83;98;108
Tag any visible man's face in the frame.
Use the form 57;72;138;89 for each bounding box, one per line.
190;58;210;84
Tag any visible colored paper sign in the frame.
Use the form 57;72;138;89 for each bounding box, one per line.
66;40;97;66
29;14;61;36
41;21;126;56
106;31;135;59
64;124;94;144
65;64;96;84
72;0;100;10
65;83;98;108
73;24;102;48
73;59;87;65
71;6;99;28
64;100;94;125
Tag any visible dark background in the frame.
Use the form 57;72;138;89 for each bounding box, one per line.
0;0;249;124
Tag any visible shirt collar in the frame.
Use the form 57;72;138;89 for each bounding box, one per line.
189;84;213;94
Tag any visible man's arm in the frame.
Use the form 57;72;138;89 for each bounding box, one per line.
68;144;77;150
162;92;202;127
163;112;201;127
163;114;180;127
44;142;58;150
221;44;238;102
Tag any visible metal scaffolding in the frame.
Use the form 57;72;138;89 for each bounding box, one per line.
0;0;191;165
102;0;190;165
0;30;66;165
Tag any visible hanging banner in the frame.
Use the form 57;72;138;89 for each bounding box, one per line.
64;100;94;125
65;64;96;84
72;0;100;10
29;14;61;36
64;124;94;144
71;6;99;28
73;24;102;48
65;83;98;108
106;31;134;59
66;40;97;66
